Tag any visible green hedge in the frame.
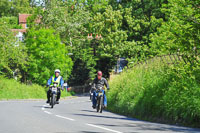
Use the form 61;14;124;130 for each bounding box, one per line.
107;62;200;127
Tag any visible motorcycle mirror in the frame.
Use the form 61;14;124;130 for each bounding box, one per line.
63;83;68;87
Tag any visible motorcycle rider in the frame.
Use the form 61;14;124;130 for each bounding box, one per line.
92;71;110;109
46;69;64;104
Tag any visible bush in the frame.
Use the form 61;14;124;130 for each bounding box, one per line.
107;61;200;127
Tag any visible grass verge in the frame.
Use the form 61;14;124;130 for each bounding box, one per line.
107;61;200;128
0;76;73;100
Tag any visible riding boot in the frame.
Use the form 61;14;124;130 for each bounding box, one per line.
46;89;51;103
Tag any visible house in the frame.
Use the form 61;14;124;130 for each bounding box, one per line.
11;29;26;42
11;14;30;42
11;14;40;42
18;14;32;29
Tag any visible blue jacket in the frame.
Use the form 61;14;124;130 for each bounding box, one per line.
47;76;64;87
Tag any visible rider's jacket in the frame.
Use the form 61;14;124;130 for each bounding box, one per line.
92;77;109;90
47;75;64;87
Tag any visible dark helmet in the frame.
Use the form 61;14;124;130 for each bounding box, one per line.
97;71;102;76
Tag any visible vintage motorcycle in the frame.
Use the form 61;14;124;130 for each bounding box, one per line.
95;87;104;113
49;82;59;108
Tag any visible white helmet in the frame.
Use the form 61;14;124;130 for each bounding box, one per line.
55;69;60;73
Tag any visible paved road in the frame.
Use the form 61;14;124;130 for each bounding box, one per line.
0;96;200;133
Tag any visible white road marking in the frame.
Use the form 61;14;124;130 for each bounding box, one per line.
41;104;48;110
55;115;75;121
86;123;123;133
44;111;52;115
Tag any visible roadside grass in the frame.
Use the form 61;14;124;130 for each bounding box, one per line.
0;76;73;100
107;60;200;128
61;89;75;98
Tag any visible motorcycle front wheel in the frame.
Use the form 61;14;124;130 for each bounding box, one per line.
51;94;56;108
96;97;100;112
99;96;103;113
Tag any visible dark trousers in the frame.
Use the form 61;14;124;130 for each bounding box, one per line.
47;88;61;101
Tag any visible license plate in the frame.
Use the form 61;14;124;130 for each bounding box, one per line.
98;92;103;96
52;88;57;92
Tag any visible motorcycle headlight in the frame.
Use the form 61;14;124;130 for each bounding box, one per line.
53;84;57;87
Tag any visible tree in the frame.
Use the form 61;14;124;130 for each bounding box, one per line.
89;5;127;76
150;0;200;59
0;0;34;17
0;22;27;79
25;29;73;85
0;16;23;29
31;1;97;85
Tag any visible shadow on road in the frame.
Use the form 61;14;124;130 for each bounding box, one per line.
55;131;103;133
79;131;104;133
73;113;200;132
33;105;52;109
74;113;138;121
81;109;97;113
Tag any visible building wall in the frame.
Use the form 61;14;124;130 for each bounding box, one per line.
19;23;27;29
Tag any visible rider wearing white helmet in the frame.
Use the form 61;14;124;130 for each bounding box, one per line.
46;69;64;104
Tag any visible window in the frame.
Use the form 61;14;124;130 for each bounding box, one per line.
25;23;28;28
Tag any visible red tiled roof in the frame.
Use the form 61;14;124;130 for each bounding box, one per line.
19;14;31;23
11;29;27;35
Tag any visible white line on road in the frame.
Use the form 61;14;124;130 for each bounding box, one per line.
55;115;75;121
41;105;46;110
86;123;123;133
44;111;52;115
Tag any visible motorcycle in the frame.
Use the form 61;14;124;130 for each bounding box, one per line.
49;82;59;108
95;87;104;113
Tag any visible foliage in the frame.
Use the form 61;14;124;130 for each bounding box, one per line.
107;1;167;59
29;0;98;85
0;16;23;29
0;22;27;79
108;60;200;127
150;0;200;57
27;0;175;84
0;0;34;17
25;28;73;85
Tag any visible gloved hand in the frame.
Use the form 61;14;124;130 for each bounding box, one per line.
46;84;49;88
107;88;110;90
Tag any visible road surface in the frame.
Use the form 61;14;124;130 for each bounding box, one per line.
0;96;200;133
